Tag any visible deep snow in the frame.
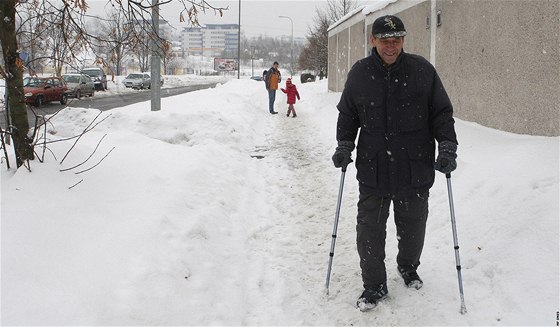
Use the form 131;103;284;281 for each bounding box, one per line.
1;76;558;326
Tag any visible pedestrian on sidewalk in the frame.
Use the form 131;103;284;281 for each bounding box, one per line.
331;15;458;310
265;61;281;114
280;77;300;117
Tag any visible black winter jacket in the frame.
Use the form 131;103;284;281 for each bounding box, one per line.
336;49;457;196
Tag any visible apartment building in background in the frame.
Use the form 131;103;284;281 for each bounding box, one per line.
181;24;239;58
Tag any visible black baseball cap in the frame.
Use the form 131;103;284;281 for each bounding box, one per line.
372;15;407;39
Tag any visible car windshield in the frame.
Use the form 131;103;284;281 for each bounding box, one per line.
126;74;143;79
23;77;43;87
82;69;101;77
63;75;80;83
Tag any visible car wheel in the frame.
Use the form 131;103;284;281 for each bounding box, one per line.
35;96;43;107
76;90;81;99
60;93;68;105
90;88;95;97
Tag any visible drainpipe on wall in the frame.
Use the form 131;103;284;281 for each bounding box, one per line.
430;0;437;67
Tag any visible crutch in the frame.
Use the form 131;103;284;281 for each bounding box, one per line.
325;166;347;295
446;173;468;314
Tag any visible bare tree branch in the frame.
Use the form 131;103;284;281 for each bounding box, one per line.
60;110;103;164
60;133;108;172
74;146;115;174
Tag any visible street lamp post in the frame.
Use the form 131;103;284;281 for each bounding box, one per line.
151;0;161;111
278;15;293;77
237;0;241;79
250;46;255;77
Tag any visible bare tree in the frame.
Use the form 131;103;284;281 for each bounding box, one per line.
299;0;359;79
0;0;228;168
325;0;359;23
0;0;33;166
299;9;330;78
98;9;133;76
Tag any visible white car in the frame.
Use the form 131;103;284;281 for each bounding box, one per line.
122;73;151;89
122;73;164;89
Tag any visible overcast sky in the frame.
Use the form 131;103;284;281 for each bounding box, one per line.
87;0;375;39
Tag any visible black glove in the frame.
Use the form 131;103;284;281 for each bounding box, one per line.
332;141;355;170
435;141;458;174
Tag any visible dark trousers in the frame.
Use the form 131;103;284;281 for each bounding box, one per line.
356;191;429;289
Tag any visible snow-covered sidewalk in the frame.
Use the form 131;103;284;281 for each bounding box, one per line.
1;78;558;325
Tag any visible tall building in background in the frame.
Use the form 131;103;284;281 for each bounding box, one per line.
181;24;239;58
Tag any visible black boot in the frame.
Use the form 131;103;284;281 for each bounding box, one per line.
398;265;423;289
356;283;388;311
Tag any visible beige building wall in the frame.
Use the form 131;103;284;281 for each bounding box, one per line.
327;0;560;136
349;22;367;71
396;1;431;60
328;35;338;92
436;0;559;136
336;28;350;92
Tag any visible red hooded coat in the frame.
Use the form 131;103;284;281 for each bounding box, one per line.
280;80;300;105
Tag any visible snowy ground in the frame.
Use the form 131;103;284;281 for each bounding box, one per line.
1;77;558;325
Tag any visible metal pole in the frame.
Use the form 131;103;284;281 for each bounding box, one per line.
278;16;293;76
446;173;468;314
237;0;241;79
325;167;346;295
150;0;161;111
250;46;254;77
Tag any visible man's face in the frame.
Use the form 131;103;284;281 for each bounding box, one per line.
370;35;404;66
273;63;279;69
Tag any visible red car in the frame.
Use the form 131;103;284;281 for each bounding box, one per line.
24;76;69;107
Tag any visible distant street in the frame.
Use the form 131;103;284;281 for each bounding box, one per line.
0;83;218;129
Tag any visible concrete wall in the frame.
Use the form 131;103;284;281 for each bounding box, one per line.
395;1;431;60
327;0;560;136
349;22;367;71
328;34;337;92
436;0;559;136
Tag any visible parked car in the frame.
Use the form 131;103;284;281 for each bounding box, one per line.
122;73;151;89
300;72;316;84
122;73;164;89
62;73;95;99
23;76;68;107
81;67;107;90
250;75;263;81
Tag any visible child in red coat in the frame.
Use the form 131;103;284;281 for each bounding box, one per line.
280;78;300;117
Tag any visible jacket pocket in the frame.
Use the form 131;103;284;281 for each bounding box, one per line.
356;95;384;131
406;145;434;188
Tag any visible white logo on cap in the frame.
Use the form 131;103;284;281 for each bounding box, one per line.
384;17;396;30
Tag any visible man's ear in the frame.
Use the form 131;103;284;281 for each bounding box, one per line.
369;34;376;47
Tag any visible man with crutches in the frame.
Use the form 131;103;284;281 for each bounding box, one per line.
330;15;459;311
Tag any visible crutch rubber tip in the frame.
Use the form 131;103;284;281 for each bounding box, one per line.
460;304;468;315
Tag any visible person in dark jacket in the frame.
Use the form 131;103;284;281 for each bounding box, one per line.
265;61;281;114
331;15;458;311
